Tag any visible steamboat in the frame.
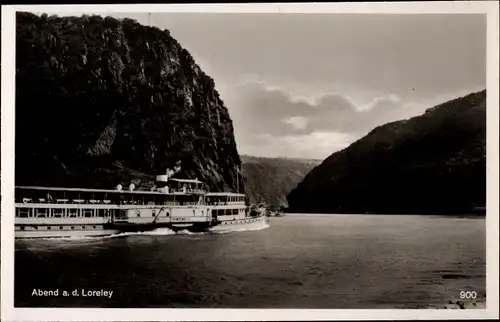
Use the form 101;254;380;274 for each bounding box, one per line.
14;170;267;238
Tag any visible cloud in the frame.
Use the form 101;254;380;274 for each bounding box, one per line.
224;80;415;159
224;79;483;159
283;116;308;130
242;132;357;160
358;94;401;111
228;79;404;138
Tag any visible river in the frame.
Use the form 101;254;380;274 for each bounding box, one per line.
14;214;486;308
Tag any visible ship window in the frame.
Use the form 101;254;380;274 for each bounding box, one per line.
34;226;38;230
71;226;74;230
83;209;93;218
18;209;31;218
152;210;156;217
47;226;51;230
98;209;108;217
137;211;141;217
166;212;170;217
59;226;63;230
20;226;25;231
67;208;78;217
232;209;238;215
82;225;85;229
143;196;150;205
36;208;48;217
93;226;96;229
52;208;63;218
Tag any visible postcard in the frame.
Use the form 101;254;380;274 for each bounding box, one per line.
1;2;499;321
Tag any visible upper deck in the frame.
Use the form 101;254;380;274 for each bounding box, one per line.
15;185;246;207
15;168;246;207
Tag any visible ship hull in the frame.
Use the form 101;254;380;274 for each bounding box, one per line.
113;215;268;233
169;215;268;233
15;228;121;238
15;215;268;238
209;215;267;232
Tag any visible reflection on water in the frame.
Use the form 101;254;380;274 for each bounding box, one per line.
15;214;485;308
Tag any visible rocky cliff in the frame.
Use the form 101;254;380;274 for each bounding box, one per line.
240;155;321;206
287;90;486;214
15;12;243;192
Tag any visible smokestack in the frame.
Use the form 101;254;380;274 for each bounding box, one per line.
173;160;181;174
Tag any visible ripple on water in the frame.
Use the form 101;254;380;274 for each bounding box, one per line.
14;215;485;308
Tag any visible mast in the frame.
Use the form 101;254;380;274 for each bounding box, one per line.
236;165;240;193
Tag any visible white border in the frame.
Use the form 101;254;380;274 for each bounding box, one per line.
2;2;499;321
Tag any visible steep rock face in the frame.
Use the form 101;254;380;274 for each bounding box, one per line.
16;12;243;192
241;155;321;206
287;90;486;214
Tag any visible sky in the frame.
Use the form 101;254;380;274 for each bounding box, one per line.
47;12;487;160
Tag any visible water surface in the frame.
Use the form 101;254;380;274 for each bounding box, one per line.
15;214;486;308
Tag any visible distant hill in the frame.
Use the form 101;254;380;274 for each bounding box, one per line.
240;155;321;206
15;12;242;192
287;90;486;215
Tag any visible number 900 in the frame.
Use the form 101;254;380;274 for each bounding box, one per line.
460;291;477;299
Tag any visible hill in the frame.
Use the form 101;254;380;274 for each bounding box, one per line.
287;90;486;215
240;155;321;206
15;12;243;192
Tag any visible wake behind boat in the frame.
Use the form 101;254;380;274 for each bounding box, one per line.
15;169;268;238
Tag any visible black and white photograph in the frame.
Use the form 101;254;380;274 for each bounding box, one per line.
1;2;499;321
